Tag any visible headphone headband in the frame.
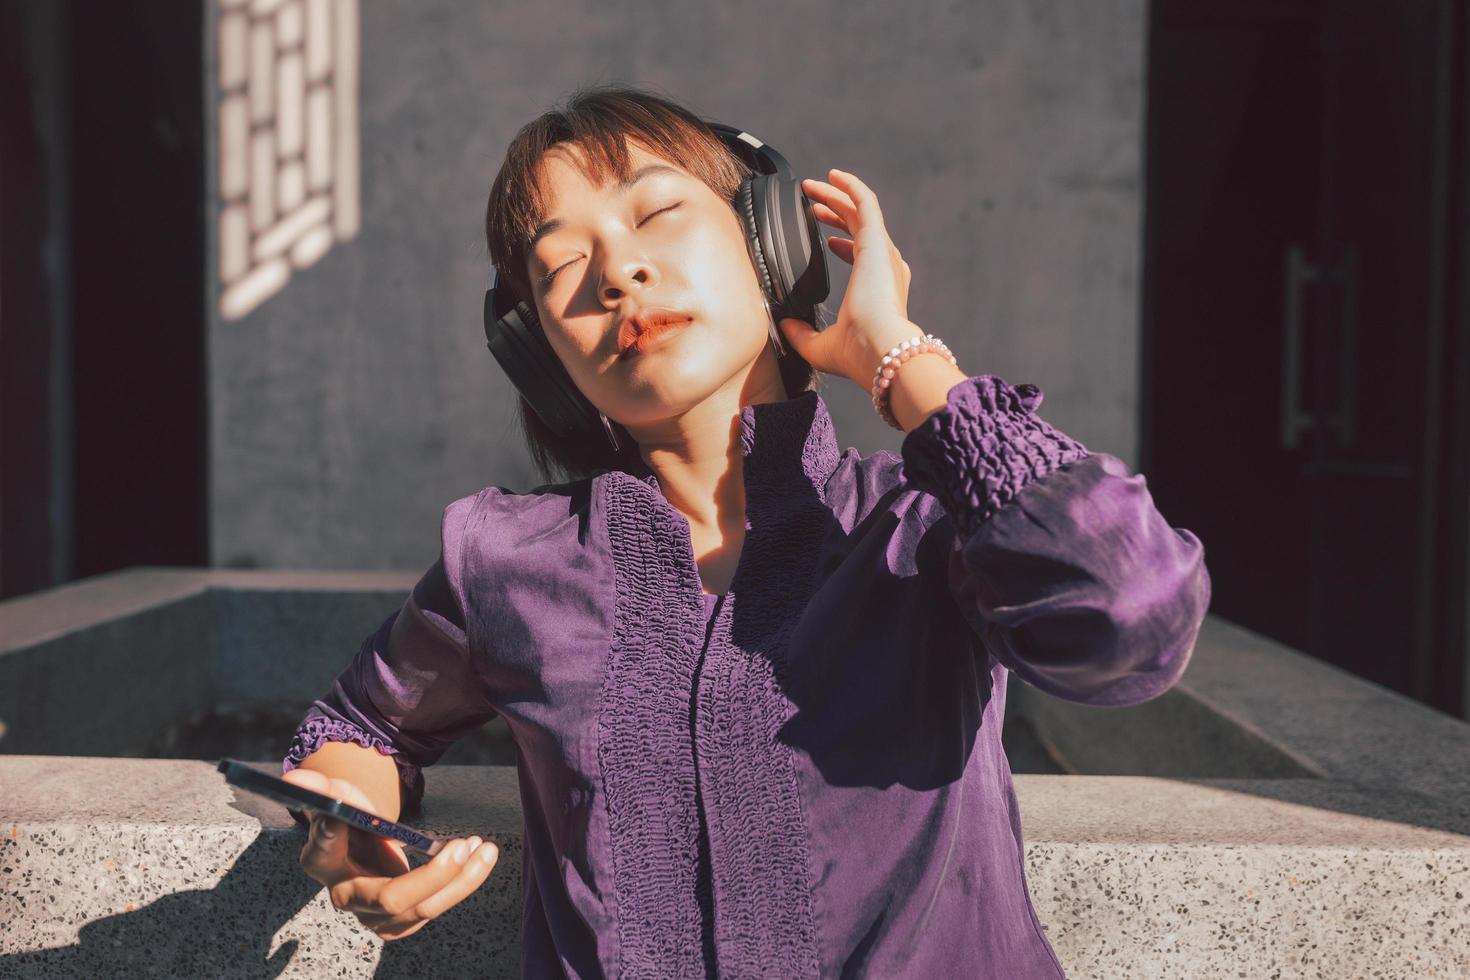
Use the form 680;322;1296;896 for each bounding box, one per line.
702;121;795;182
484;116;829;446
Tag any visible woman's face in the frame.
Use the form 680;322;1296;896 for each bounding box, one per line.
525;139;778;431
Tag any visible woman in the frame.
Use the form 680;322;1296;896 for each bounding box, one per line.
281;84;1211;978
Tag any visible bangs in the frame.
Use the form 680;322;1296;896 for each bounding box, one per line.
485;86;750;305
517;133;640;262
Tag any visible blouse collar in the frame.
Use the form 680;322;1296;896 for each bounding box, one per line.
621;388;843;501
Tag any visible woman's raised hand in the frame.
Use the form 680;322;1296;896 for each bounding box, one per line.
281;767;500;941
778;168;923;388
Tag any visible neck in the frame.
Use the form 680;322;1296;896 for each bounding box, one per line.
631;347;787;533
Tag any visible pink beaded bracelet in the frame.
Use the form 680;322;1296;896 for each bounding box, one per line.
871;334;959;430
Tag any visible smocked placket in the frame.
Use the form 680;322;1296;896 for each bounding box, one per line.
597;393;839;978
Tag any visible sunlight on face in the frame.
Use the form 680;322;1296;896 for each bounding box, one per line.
526;139;774;426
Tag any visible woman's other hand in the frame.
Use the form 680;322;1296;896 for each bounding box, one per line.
281;767;500;941
778;168;923;388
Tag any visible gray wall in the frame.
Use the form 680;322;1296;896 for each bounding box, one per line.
204;0;1147;571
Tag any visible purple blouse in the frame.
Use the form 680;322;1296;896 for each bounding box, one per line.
282;373;1211;978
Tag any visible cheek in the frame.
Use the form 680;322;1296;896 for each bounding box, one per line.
688;222;764;317
557;328;601;365
533;308;597;373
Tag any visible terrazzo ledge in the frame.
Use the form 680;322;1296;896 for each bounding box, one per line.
0;569;1467;977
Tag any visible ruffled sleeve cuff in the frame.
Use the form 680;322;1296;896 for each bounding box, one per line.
899;374;1091;538
280;713;426;827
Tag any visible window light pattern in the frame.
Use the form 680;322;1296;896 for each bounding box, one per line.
216;0;360;320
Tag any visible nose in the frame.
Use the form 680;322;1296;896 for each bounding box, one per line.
599;256;657;306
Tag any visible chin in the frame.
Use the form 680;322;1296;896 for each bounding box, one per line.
624;365;748;421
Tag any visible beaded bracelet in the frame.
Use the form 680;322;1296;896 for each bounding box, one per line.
871;334;959;430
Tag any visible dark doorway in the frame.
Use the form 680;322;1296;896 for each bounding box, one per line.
1;0;209;598
70;1;209;580
1143;0;1470;719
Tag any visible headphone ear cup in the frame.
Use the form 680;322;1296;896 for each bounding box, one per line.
741;173;831;326
736;179;779;307
482;289;605;441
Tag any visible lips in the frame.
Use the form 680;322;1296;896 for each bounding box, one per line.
618;307;694;359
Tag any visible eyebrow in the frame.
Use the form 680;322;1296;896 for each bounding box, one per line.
529;164;685;249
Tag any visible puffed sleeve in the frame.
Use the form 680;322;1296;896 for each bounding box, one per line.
280;492;498;823
899;374;1212;706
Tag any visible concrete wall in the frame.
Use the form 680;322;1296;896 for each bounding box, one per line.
204;0;1147;571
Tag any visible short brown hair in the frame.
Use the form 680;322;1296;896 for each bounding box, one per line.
484;83;819;486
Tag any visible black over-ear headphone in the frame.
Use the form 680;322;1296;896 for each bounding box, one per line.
482;120;831;447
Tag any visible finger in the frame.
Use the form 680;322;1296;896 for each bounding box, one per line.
323;775;386;815
372;915;432;942
281;767;328;792
808;200;850;232
779;317;818;350
281;768;386;826
356;836;481;917
352;909;416;942
347;827;412;877
801;178;858;227
286;769;403;884
826;169;887;238
404;838;501;922
282;768;340;843
299;811;351;882
827;236;854;264
356;838;500;942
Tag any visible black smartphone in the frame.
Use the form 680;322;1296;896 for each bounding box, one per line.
217;758;444;857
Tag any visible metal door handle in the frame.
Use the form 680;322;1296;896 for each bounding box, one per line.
1282;245;1319;450
1282;244;1356;452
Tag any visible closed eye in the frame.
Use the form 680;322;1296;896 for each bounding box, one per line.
537;202;683;286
